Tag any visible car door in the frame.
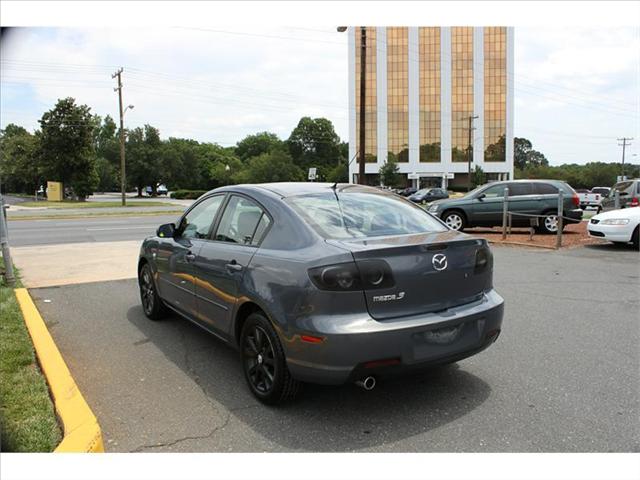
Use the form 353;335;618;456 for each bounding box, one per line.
504;182;535;226
471;183;508;226
193;194;272;336
155;194;226;319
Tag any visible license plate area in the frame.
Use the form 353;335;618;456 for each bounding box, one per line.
411;318;485;363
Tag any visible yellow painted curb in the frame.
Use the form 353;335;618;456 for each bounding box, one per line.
14;288;104;453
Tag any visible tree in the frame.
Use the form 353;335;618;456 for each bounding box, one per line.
471;165;486;188
286;117;344;180
0;124;41;194
126;125;163;196
38;98;98;199
234;150;304;184
235;132;283;161
379;157;401;187
326;162;348;183
514;137;548;170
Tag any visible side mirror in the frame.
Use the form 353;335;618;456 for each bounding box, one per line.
157;223;176;238
477;193;486;201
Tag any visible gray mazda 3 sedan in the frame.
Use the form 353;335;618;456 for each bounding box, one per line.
138;183;504;404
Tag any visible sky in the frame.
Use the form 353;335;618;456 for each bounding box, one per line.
1;25;639;166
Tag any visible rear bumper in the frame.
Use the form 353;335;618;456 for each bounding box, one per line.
564;208;583;224
285;289;504;385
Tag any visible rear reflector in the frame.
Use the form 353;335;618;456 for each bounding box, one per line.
630;197;639;207
300;335;324;344
363;358;401;369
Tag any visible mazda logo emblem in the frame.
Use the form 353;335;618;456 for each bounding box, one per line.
432;253;448;271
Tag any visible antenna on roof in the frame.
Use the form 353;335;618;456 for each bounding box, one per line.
331;182;338;190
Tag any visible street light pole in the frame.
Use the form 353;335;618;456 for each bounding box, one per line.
358;27;367;185
113;68;126;206
338;26;367;185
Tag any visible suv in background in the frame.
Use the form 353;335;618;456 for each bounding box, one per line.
427;179;582;234
600;179;640;212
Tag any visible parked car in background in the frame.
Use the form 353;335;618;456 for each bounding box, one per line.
408;187;449;204
600;179;640;212
427;179;582;234
590;187;611;198
156;184;168;196
576;189;603;211
398;187;417;197
588;206;640;249
138;183;504;404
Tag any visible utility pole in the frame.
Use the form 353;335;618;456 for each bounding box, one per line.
113;68;126;206
358;27;367;185
467;115;479;192
617;137;633;179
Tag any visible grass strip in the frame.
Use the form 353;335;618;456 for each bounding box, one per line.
0;259;62;451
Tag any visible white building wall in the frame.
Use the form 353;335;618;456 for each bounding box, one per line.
348;28;356;182
473;27;485;169
408;27;420;168
376;26;388;169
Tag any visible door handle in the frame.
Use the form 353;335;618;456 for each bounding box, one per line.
185;252;196;262
226;261;243;272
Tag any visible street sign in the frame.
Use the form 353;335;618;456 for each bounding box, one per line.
308;168;317;181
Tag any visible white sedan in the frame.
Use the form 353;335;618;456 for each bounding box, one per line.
588;207;640;249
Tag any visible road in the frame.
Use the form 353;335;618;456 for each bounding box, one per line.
30;244;639;452
6;215;180;247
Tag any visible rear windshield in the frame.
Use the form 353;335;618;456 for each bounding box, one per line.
287;190;447;239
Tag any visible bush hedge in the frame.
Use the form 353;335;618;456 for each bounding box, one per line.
170;190;208;199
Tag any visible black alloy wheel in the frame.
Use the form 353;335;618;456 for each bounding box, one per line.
240;312;300;404
139;263;167;320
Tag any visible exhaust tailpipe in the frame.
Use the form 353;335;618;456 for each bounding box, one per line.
355;376;376;391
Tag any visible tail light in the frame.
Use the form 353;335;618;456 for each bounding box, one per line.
474;246;493;274
572;193;580;207
630;197;639;207
308;260;394;291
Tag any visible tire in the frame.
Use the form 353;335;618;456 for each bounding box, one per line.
442;210;466;231
240;312;301;405
538;212;560;234
632;226;639;250
138;262;169;320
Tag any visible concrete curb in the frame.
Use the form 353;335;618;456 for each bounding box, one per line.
14;288;104;453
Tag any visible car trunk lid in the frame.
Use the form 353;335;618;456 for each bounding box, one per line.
328;231;492;320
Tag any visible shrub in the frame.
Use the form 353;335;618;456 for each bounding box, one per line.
170;189;208;199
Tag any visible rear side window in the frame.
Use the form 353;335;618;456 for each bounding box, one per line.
507;183;533;196
534;183;559;194
215;196;268;245
287;190;447;239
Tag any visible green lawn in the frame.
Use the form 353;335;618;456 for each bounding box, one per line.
19;200;173;208
0;260;62;452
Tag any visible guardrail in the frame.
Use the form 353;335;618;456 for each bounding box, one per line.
501;189;577;249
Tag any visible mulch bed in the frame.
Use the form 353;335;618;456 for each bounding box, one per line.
465;221;603;249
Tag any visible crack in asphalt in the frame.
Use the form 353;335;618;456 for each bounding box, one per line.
129;330;260;452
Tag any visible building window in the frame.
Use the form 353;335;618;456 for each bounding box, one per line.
387;27;409;163
419;27;441;163
484;26;507;162
355;27;377;163
451;27;474;163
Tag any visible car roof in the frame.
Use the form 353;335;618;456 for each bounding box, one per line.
235;182;382;198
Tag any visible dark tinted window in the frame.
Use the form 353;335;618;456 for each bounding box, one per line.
215;196;265;245
180;195;225;239
534;183;559;194
507;183;533;196
287;191;446;239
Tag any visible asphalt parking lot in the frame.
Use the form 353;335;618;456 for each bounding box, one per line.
30;244;639;452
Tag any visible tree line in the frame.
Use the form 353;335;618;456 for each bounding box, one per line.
0;97;349;199
1;97;637;198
